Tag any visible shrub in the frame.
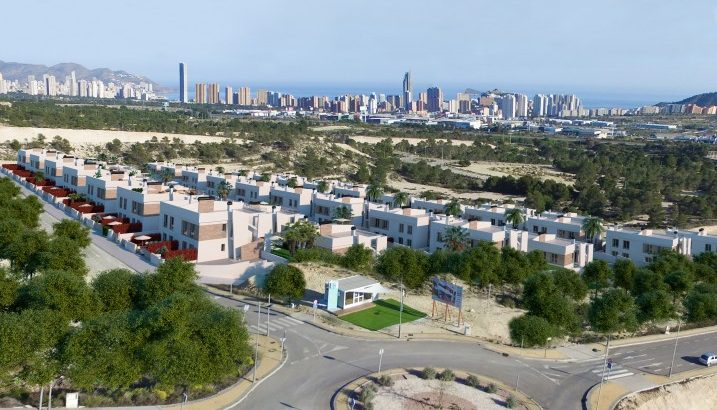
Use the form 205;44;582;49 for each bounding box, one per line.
506;394;517;408
439;369;455;381
486;383;497;394
264;264;306;301
377;375;393;387
422;367;437;380
360;384;377;403
293;247;340;264
466;374;480;388
509;314;556;347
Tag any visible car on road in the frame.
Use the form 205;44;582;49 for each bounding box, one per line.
699;352;717;366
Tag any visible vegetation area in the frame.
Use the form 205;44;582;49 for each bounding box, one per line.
0;177;252;407
340;299;426;331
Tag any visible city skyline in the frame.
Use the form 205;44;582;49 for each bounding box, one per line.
1;0;716;98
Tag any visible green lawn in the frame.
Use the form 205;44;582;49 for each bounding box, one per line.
271;247;293;261
340;298;426;331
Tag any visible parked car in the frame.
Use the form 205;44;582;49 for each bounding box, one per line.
699;352;717;366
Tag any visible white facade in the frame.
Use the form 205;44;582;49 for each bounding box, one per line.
366;203;430;249
315;224;387;255
85;170;130;214
605;228;690;267
527;233;593;269
429;217;506;253
234;178;271;203
270;185;314;215
527;212;588;241
312;193;364;226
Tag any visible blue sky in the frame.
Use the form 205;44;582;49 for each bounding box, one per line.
2;0;716;99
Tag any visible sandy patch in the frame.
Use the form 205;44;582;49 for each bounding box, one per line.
297;262;524;342
615;375;717;410
310;125;352;132
351;135;472;146
387;175;524;203
371;376;505;410
459;161;574;185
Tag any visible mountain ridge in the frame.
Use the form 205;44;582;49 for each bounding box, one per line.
0;60;159;87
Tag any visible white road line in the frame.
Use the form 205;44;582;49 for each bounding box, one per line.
641;362;662;367
623;358;655;365
606;372;634;380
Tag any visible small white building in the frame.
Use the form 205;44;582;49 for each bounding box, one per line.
366;203;431;249
325;275;382;312
527;211;588;241
605;227;690;267
312;193;364;226
315;223;387;255
270;185;314;215
429;216;507;252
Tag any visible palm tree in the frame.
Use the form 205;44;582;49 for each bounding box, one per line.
160;169;175;184
366;184;384;203
217;180;233;200
444;226;470;252
582;216;605;244
505;208;525;229
333;206;352;223
215;166;225;174
317;180;330;194
287;177;298;188
33;171;45;184
444;199;462;218
283;219;318;255
393;191;409;208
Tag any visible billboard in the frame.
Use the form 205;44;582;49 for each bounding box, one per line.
431;277;463;309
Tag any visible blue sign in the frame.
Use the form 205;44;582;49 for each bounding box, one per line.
431;277;463;309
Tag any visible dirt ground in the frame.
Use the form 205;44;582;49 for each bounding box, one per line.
351;135;473;146
297;262;524;342
457;161;574;185
615;375;717;410
387;175;524;203
371;375;512;410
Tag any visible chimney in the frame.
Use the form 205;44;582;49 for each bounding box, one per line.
351;226;357;237
227;200;233;211
197;197;214;213
169;185;174;201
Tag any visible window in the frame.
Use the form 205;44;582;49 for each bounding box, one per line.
399;223;404;233
370;239;377;250
222;223;227;232
437;232;444;242
612;238;619;248
406;239;412;247
623;240;630;250
549;253;559;264
611;251;618;257
491;218;497;226
221;244;226;251
707;244;713;252
622;253;630;258
169;216;175;230
407;225;413;235
398;237;403;245
163;215;168;227
533;226;539;233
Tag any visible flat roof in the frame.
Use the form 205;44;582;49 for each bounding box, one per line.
336;275;379;291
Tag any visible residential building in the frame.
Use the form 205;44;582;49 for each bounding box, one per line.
427;86;443;112
681;229;717;256
269;185;314;215
527;233;593;269
179;63;188;103
85;169;130;214
312;193;364;226
604;227;690;267
403;71;412;111
333;182;366;199
44;153;76;186
366;203;430;249
234;178;271;203
429;217;507;252
61;160;100;195
526;211;588;241
410;197;462;216
180;167;208;192
315;223;387;255
464;203;536;228
116;182;188;233
194;83;207;104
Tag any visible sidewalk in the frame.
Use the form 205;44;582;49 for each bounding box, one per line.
588;325;717;352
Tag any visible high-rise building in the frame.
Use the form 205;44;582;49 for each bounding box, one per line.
194;83;207;104
69;71;77;96
427;87;443;113
499;94;516;119
256;89;268;106
268;91;282;107
238;87;251;105
532;94;547;117
402;71;412;111
207;83;220;104
179;63;188;103
225;86;233;104
515;94;529;118
45;75;57;96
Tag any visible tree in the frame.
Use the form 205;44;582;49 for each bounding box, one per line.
376;247;429;289
52;220;91;248
6;229;49;278
287;177;298;188
636;290;674;323
684;283;717;323
0;269;18;310
17;270;98;322
92;269;139;312
504;208;525;229
552;268;588;301
264;265;306;301
581;216;605;244
341;244;374;272
664;270;694;302
498;247;531;285
522;272;580;333
139;257;199;307
633;268;667;296
443;226;469;252
582;260;612;298
613;259;637;292
283;219;318;255
216;180;233;200
366;184;384;202
509;315;556;347
333;206;352;222
443;199;462;218
316;180;329;194
461;242;502;286
62;311;143;389
34;171;45;184
39;236;89;276
588;288;638;334
159;168;175;183
393;192;409;208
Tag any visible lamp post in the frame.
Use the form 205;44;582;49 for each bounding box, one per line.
669;319;682;378
398;283;405;339
595;335;611;410
48;376;63;410
266;294;271;337
253;304;260;383
378;348;384;373
38;385;44;410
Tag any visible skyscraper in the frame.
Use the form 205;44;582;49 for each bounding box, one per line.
194;83;207;104
499;94;516;119
427;87;443;113
402;71;412;111
179;63;188;103
515;94;529;118
238;87;251;105
532;94;547;117
225;86;233;105
208;83;220;104
44;75;57;96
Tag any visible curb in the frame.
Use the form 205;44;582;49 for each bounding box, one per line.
221;344;289;410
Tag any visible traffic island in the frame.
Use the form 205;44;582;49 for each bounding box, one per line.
333;368;541;410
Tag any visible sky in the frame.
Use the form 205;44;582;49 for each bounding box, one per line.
2;0;717;101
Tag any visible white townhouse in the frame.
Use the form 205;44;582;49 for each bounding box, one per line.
234;178;271;203
365;203;431;249
269;185;314;215
527;211;589;241
312;193;365;226
85;169;130;214
605;227;690;267
315;223;388;255
429;216;507;252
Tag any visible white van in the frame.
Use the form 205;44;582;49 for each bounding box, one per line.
699;352;717;366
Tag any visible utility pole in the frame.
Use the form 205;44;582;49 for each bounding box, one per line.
398;282;404;339
266;294;271;337
253;304;260;382
378;348;384;373
38;385;44;410
669;319;682;378
596;335;611;410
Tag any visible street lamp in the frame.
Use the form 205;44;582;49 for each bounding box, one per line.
266;294;271;337
595;335;611;410
398;283;405;339
253;304;261;383
378;348;384;373
48;376;63;410
669;319;682;378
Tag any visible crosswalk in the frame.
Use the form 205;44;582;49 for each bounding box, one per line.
250;315;304;334
590;361;634;381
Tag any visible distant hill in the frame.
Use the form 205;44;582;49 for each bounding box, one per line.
0;60;159;87
659;92;717;107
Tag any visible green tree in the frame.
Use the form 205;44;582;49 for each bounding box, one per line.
504;208;525;229
581;216;605;244
443;199;462;217
522;272;579;333
7;228;49;278
443;226;469;252
498;247;531;285
583;260;612;298
18;270;98;322
636;290;674;324
552;268;588;301
52;220;91;248
341;244;374;272
392;192;409;208
588;288;638;334
684;283;717;323
216;180;233;200
39;236;89;276
633;268;667;296
264;265;306;301
283;219;319;255
333;206;352;221
0;269;18;310
139;257;199;307
509;315;556;347
92;269;140;312
613;259;637;291
287;177;298;188
366;184;384;202
461;242;502;286
664;270;694;302
316;180;329;193
376;247;429;289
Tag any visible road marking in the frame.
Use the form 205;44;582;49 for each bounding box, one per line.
623;358;656;365
623;354;647;360
606;372;634;380
642;362;662;367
